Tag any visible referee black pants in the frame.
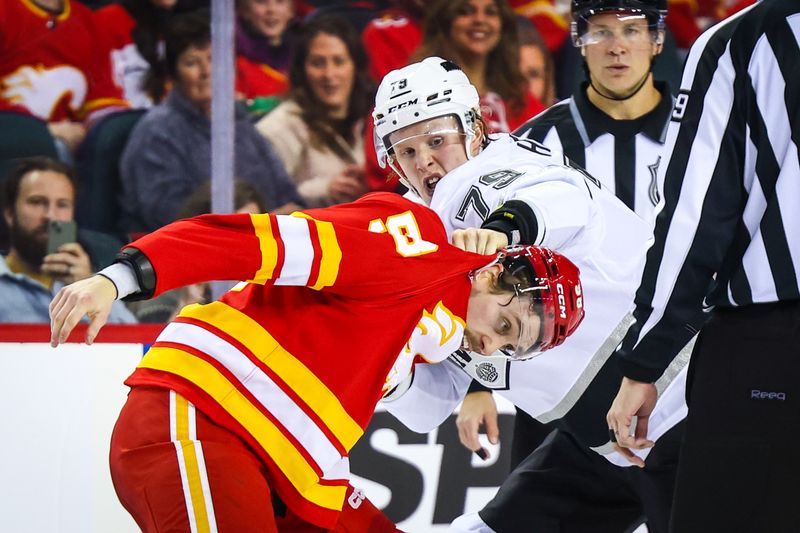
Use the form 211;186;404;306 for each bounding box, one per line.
479;422;682;533
670;300;800;533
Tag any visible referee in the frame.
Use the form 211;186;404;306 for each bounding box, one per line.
510;0;674;466
517;0;673;225
454;1;683;531
607;1;800;531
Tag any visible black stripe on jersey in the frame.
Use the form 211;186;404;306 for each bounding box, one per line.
627;18;741;336
711;7;800;305
613;135;636;211
514;103;587;167
745;81;797;302
771;18;800;299
620;18;744;379
772;20;800;165
723;222;754;305
621;1;800;380
753;17;800;301
514;102;569;143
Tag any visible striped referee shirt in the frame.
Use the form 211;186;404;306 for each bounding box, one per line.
514;81;674;225
618;0;800;382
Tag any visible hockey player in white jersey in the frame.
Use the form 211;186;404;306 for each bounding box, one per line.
373;57;690;532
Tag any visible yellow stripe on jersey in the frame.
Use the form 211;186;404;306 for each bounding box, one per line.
173;394;213;533
311;219;342;290
141;347;347;511
290;213;343;290
178;302;363;450
247;213;280;284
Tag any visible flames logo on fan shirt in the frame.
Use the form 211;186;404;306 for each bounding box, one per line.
1;65;88;120
383;301;466;394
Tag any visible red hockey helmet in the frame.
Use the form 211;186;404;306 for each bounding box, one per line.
496;246;585;359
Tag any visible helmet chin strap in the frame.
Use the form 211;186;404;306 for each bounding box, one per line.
589;68;651;102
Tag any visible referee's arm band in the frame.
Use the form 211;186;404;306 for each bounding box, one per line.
481;200;539;246
114;247;157;301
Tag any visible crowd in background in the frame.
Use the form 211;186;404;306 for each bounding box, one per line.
0;0;756;324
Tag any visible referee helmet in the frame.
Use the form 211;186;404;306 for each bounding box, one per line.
571;0;667;46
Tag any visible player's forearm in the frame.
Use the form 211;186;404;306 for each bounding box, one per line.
112;214;266;298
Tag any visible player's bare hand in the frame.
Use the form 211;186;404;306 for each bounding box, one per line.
49;275;118;347
606;377;657;467
456;391;499;460
451;228;508;255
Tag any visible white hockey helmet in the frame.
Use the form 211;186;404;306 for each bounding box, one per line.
373;57;481;169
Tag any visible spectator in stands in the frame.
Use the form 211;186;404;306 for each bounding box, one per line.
120;9;304;233
302;0;389;33
0;157;136;323
508;0;570;52
362;0;425;82
413;0;545;133
517;17;556;107
128;180;266;323
256;15;372;207
94;0;198;108
0;0;129;152
235;0;298;101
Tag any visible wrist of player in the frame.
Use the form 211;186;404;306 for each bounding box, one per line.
482;200;539;246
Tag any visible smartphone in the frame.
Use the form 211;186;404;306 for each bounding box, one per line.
47;220;77;254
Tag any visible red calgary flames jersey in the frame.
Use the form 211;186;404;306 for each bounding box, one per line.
124;193;491;528
0;0;127;122
235;55;289;100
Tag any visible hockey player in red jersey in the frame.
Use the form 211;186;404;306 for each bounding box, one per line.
48;193;584;532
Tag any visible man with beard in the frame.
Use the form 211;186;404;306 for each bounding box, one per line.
0;156;135;323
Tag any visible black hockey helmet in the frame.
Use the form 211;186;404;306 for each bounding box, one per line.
571;0;667;45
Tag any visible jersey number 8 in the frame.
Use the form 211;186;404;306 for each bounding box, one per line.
369;211;439;257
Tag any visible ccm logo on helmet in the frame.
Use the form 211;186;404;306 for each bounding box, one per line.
556;283;583;319
388;98;418;114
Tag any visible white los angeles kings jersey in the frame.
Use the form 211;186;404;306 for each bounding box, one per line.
385;133;687;465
